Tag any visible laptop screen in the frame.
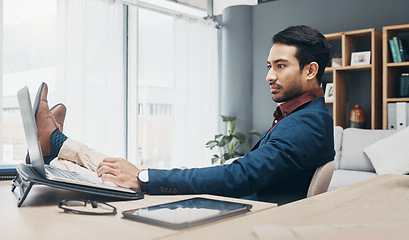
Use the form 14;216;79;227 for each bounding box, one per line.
17;86;47;178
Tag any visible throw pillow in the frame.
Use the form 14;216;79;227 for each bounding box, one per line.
363;126;409;175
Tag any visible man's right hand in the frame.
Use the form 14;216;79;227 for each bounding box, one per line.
96;158;141;190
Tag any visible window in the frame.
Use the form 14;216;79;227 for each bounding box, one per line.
126;7;174;168
0;0;218;170
126;4;219;168
136;9;174;168
1;0;125;165
2;0;57;164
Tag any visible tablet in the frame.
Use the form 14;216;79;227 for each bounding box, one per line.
122;197;253;229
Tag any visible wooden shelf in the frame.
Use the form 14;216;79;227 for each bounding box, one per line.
325;65;372;73
386;62;409;67
324;28;382;129
386;98;409;102
383;23;409;32
325;32;343;41
337;65;372;71
382;24;409;129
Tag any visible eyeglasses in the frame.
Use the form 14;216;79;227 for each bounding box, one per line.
58;199;117;215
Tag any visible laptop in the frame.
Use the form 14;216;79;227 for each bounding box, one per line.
17;86;137;194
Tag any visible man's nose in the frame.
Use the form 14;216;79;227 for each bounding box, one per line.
266;69;277;82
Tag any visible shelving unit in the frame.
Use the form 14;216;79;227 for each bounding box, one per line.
382;24;409;129
324;28;382;129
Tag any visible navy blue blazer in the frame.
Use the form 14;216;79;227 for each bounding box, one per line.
148;96;335;204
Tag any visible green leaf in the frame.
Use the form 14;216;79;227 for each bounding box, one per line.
221;115;236;122
211;156;220;164
249;130;262;137
223;152;232;161
215;134;223;140
233;132;246;143
205;140;219;149
205;140;219;145
218;135;233;147
231;151;244;158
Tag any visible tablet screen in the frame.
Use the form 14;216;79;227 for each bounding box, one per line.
122;197;252;229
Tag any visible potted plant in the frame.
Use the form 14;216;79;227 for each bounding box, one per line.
205;115;261;165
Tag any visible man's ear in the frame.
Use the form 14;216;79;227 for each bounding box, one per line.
305;62;319;80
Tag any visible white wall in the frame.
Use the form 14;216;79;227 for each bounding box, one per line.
221;0;409;137
0;0;4;159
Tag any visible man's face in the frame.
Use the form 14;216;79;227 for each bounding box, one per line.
266;43;306;103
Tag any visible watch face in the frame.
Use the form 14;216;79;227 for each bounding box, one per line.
139;170;149;182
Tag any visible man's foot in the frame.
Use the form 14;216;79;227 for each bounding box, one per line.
50;103;67;132
25;103;67;164
26;83;67;164
25;83;67;164
35;83;59;157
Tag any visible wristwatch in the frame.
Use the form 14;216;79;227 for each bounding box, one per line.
137;169;149;193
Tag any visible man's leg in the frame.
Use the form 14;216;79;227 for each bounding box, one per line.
36;82;111;172
55;138;111;172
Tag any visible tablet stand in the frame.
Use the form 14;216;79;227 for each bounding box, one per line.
11;173;34;207
11;164;144;207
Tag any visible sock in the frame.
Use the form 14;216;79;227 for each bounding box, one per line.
43;129;67;164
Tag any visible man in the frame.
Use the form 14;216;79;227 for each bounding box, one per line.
36;25;334;205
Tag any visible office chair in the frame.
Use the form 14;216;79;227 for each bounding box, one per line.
307;160;335;197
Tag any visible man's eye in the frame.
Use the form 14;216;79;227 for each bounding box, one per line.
267;65;271;70
277;64;284;68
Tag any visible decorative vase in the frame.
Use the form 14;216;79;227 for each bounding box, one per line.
350;105;365;128
331;58;342;67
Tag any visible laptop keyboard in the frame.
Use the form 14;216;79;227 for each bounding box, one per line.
45;165;96;184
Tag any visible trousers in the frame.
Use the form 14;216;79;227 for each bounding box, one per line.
50;138;110;176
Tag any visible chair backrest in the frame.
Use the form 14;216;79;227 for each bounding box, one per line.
307;160;335;198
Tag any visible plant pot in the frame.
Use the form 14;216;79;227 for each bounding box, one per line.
331;58;342;67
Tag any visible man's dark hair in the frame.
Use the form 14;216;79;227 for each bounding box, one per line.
272;25;330;85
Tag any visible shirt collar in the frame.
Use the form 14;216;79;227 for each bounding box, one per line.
278;87;324;117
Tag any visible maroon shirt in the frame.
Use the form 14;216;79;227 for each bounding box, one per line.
267;87;324;133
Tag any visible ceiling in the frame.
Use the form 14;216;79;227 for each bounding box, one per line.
172;0;208;10
169;0;270;15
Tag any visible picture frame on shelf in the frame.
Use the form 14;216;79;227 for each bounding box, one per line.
324;83;334;101
350;51;371;66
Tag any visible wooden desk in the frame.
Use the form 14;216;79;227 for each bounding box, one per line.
164;174;409;240
0;180;276;240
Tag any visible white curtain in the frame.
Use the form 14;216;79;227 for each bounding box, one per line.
170;16;219;168
54;0;126;157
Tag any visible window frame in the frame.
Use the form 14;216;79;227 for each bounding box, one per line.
0;0;4;163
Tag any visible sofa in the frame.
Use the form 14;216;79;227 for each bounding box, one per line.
328;126;403;191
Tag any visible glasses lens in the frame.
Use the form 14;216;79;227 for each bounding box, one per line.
86;202;115;214
64;200;87;207
60;199;116;215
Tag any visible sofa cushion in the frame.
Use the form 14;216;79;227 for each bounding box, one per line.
364;126;409;175
334;126;343;169
328;169;377;191
339;128;396;172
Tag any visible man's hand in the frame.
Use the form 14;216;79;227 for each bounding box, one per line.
96;158;141;190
